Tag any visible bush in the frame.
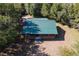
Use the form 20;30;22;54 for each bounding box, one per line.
60;47;76;56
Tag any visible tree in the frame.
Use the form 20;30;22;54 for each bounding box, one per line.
41;4;49;17
49;4;58;19
0;4;19;47
28;3;35;15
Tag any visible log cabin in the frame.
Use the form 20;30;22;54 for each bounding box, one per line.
20;18;58;40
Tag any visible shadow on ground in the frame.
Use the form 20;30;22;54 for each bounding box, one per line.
0;40;48;56
55;26;65;41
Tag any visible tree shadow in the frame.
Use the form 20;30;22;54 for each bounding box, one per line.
0;40;49;56
55;26;65;41
23;21;38;26
22;21;40;34
26;45;49;56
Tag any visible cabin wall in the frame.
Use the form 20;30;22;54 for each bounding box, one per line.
26;34;56;39
40;34;56;39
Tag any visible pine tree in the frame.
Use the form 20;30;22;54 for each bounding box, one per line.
29;3;35;15
49;4;58;19
41;4;49;17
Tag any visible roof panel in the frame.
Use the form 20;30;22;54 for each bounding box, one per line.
21;18;58;34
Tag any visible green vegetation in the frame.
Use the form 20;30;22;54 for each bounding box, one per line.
0;4;20;47
41;4;49;17
49;4;57;19
60;47;76;56
0;3;79;55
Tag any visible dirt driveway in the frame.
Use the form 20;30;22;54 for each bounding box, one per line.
36;23;79;56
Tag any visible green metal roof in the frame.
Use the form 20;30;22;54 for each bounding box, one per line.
21;18;58;34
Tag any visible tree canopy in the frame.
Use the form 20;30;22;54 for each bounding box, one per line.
0;3;79;55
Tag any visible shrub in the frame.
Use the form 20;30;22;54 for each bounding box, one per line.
60;47;76;56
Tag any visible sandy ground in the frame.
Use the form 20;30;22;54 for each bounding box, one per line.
36;23;79;56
